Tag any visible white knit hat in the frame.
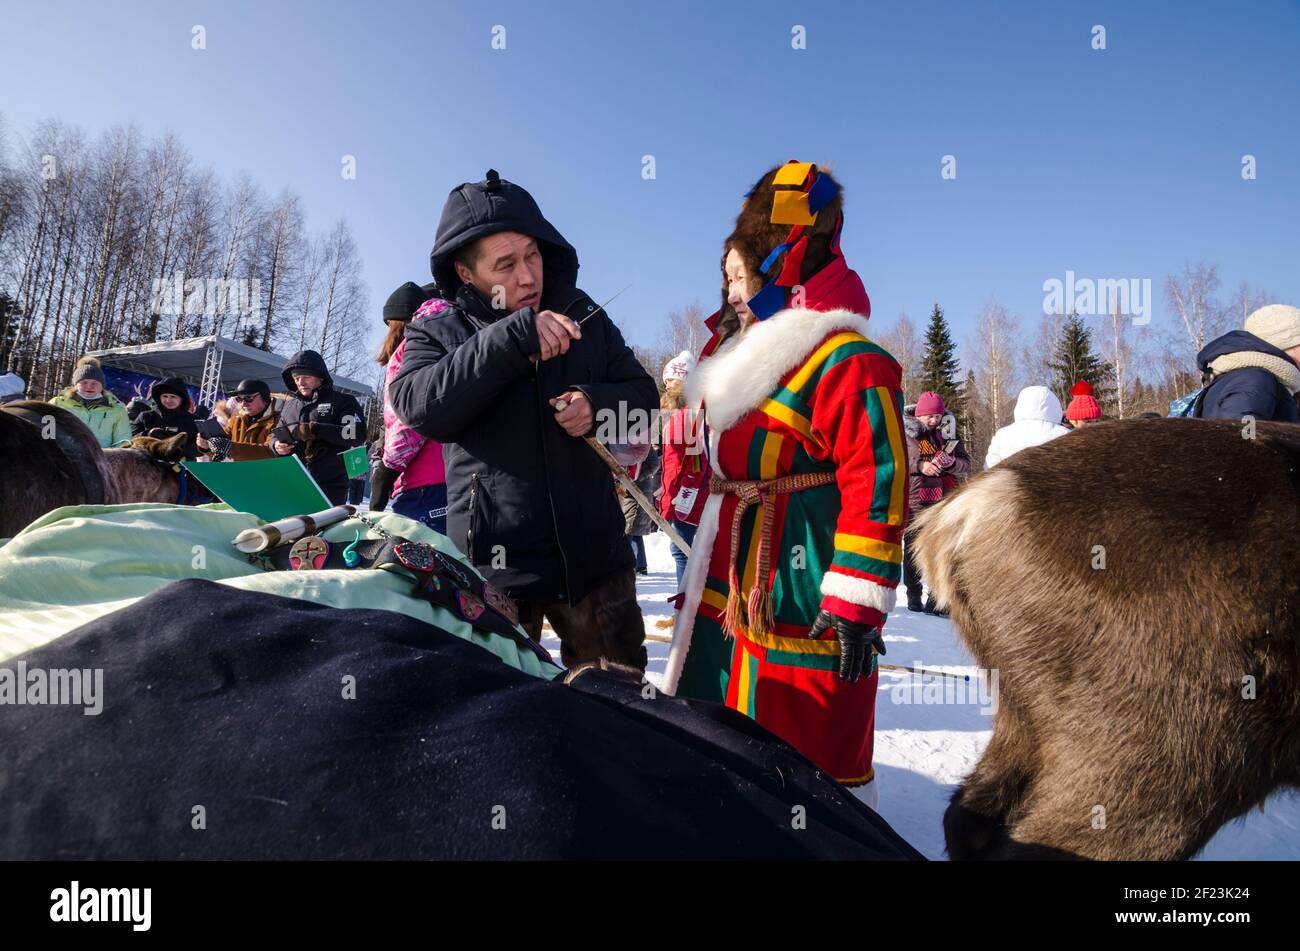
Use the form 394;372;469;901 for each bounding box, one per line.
1245;304;1300;352
662;349;696;384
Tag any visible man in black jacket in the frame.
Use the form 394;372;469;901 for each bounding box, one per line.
389;170;657;671
270;350;365;504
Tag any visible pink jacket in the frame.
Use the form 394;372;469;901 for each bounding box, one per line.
658;406;710;525
383;298;450;494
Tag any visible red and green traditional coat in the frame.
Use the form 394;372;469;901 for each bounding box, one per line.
664;301;908;787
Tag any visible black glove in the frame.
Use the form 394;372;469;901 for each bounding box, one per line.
808;609;886;683
369;463;399;512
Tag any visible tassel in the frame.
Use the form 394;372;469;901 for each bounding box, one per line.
722;567;746;639
746;584;775;639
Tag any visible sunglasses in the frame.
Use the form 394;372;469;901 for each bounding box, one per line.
233;394;263;404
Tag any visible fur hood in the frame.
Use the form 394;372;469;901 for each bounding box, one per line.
687;306;873;433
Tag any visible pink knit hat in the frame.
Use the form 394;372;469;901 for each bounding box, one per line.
915;391;946;416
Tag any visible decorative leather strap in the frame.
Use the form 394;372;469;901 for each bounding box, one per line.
264;534;551;665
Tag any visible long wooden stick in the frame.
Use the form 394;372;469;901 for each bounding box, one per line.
550;395;692;555
584;434;692;555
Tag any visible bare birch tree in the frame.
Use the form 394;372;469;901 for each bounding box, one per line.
970;298;1020;430
874;311;923;399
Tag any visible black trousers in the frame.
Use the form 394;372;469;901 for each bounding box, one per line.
903;518;924;598
517;564;647;671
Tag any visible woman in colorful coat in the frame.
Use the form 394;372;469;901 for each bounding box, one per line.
901;391;970;615
664;163;907;805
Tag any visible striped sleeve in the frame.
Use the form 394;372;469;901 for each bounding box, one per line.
809;350;909;628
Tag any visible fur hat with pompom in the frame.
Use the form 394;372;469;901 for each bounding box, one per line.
71;356;106;386
717;162;847;336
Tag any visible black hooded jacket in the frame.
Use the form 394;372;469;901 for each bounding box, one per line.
270;350;366;503
131;377;199;457
389;172;658;605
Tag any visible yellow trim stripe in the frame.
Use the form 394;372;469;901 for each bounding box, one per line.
701;581;839;654
785;332;867;394
838;766;877;786
733;645;752;714
760;430;783;480
743;626;840;655
876;385;908;526
759;398;813;440
834;532;903;564
701;588;729;615
760;333;874;448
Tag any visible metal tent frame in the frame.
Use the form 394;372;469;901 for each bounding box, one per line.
86;336;374;411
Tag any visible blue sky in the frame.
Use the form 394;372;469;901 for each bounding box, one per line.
4;0;1298;362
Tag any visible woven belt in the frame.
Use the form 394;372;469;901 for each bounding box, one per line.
710;470;836;639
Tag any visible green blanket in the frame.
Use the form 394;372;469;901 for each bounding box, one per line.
0;503;559;679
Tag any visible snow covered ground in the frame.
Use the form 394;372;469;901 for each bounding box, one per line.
540;532;1300;860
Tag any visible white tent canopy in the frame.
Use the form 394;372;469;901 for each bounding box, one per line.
86;335;374;409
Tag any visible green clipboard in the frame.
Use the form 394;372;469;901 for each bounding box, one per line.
183;455;331;522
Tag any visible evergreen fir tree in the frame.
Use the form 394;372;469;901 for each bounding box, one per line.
918;301;964;419
960;367;984;469
1049;312;1111;408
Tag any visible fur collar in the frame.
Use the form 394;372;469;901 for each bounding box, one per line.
1209;350;1300;394
687;307;872;432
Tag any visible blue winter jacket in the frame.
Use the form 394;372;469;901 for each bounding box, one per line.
1195;331;1300;423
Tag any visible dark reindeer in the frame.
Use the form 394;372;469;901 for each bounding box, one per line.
1;401;186;538
913;417;1300;860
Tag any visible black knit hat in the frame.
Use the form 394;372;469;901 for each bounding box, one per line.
383;281;434;324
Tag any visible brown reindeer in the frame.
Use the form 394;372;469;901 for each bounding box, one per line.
913;417;1300;860
1;401;186;538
